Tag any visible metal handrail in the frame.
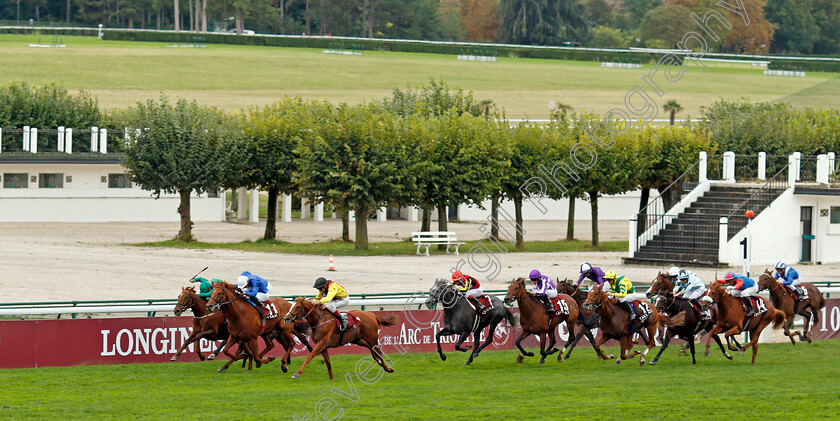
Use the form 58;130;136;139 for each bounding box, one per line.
725;163;790;239
637;160;700;217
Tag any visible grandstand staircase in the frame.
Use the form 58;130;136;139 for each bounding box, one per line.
624;184;785;267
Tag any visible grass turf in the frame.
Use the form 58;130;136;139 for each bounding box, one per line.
2;340;839;420
133;238;629;256
0;34;837;118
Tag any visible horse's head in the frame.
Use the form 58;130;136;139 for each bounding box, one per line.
653;291;674;313
206;284;232;312
173;286;197;316
646;271;672;299
425;278;455;309
706;280;727;302
582;283;606;311
556;279;575;295
283;296;317;325
504;278;528;306
756;270;776;291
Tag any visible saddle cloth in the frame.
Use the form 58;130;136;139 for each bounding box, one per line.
467;295;495;316
740;296;767;316
548;296;570;315
784;285;809;301
632;300;652;321
336;313;361;330
248;300;279;319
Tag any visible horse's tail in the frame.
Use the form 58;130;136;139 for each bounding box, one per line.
655;311;686;328
505;308;520;328
376;314;400;327
770;309;787;329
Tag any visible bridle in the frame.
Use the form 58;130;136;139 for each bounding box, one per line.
206;287;238;311
174;290;194;315
583;286;605;310
284;299;317;323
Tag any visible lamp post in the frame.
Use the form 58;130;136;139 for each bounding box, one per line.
744;210;754;277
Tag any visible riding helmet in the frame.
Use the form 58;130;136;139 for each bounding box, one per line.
668;266;680;277
580;263;592;274
678;270;689;280
529;269;542;280
724;271;735;280
775;261;786;270
452;271;466;282
313;277;329;289
604;270;617;280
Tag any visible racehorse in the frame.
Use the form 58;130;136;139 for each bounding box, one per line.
207;283;303;373
282;296;398;380
703;280;786;364
424;278;518;365
583;283;684;366
757;270;825;344
649;291;725;365
171;286;229;362
555;280;601;360
645;272;673;299
504;278;579;364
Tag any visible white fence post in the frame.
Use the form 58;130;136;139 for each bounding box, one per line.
30;128;38;153
99;128;107;154
794;152;801;181
237;188;248;220
281;193;292;223
314;202;324;222
301;198;311;219
788;154;797;187
723;151;735;182
699;151;708;182
377;206;387;222
758;152;766;180
718;217;729;264
817;154;829;184
408;206;419;222
57;126;65;152
91;126;98;152
629;217;637;258
23;126;30;151
65;128;73;154
829;152;836;173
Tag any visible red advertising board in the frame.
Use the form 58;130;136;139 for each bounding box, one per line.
2;299;839;369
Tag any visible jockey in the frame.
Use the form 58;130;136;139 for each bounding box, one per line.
577;262;610;291
605;270;636;321
774;261;805;299
723;271;759;316
190;276;225;299
673;270;706;301
313;277;350;331
667;266;681;283
236;271;272;319
452;270;486;312
529;269;557;312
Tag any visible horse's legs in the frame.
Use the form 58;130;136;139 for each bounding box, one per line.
218;335;242;373
649;329;673;366
370;345;394;373
807;307;818;343
453;332;472;352
171;326;203;361
322;349;334;380
258;334;277;363
292;341;327;379
435;328;453;361
615;336;631;366
545;320;560;356
477;319;502;353
515;330;534;357
537;332;548;365
465;330;483;365
593;332;613;360
209;337;227;360
562;326;585;360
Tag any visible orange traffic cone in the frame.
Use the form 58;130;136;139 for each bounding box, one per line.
328;255;336;271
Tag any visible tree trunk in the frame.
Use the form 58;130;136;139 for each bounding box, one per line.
201;0;207;32
263;185;279;240
421;207;431;232
177;190;193;242
188;0;193;31
513;195;524;249
490;193;499;239
341;209;350;242
362;0;368;37
320;0;326;35
368;0;375;37
637;187;650;237
280;0;285;19
174;0;180;32
66;0;70;23
566;196;575;240
437;202;448;251
354;206;369;250
157;8;161;30
305;0;310;35
588;191;599;247
669;111;676;126
35;5;39;22
235;10;244;34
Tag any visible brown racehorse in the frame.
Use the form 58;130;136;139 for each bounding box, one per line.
757;270;825;344
556;280;601;360
283;297;398;380
172;286;229;362
583;283;685;366
703;280;786;364
504;278;579;364
207;283;301;373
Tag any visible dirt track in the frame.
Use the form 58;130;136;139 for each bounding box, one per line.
2;220;837;303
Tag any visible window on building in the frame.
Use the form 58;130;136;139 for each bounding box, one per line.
3;173;29;188
831;207;840;224
39;173;64;188
108;174;132;188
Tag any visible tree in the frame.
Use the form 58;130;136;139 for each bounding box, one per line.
766;0;819;53
498;0;589;45
663;100;682;126
584;0;615;27
460;0;499;42
437;0;465;40
812;0;840;55
622;0;663;28
122;96;242;241
638;4;693;48
294;104;415;250
241;97;321;240
0;82;100;131
588;25;630;48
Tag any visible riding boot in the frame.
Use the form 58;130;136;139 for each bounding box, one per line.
540;296;552;313
626;302;636;321
795;286;805;300
470;297;486;312
334;310;347;331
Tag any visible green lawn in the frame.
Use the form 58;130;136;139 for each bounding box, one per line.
0;34;836;118
2;340;839;420
134;238;628;256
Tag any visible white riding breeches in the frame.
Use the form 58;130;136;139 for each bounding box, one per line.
617;295;631;303
543;289;558;299
325;297;350;312
255;292;270;302
685;288;706;300
465;287;483;299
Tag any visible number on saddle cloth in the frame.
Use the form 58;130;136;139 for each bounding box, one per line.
550;297;570;315
264;302;278;319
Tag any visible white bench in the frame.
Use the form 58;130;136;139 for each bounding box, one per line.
411;231;466;256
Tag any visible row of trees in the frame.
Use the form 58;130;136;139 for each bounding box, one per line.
116;89;713;249
4;1;838;54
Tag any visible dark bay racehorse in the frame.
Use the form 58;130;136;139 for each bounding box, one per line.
556;280;601;360
282;297;398;380
704;281;786;364
758;270;825;344
425;278;518;365
172;286;229;361
504;277;579;364
649;291;725;365
583;284;685;366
